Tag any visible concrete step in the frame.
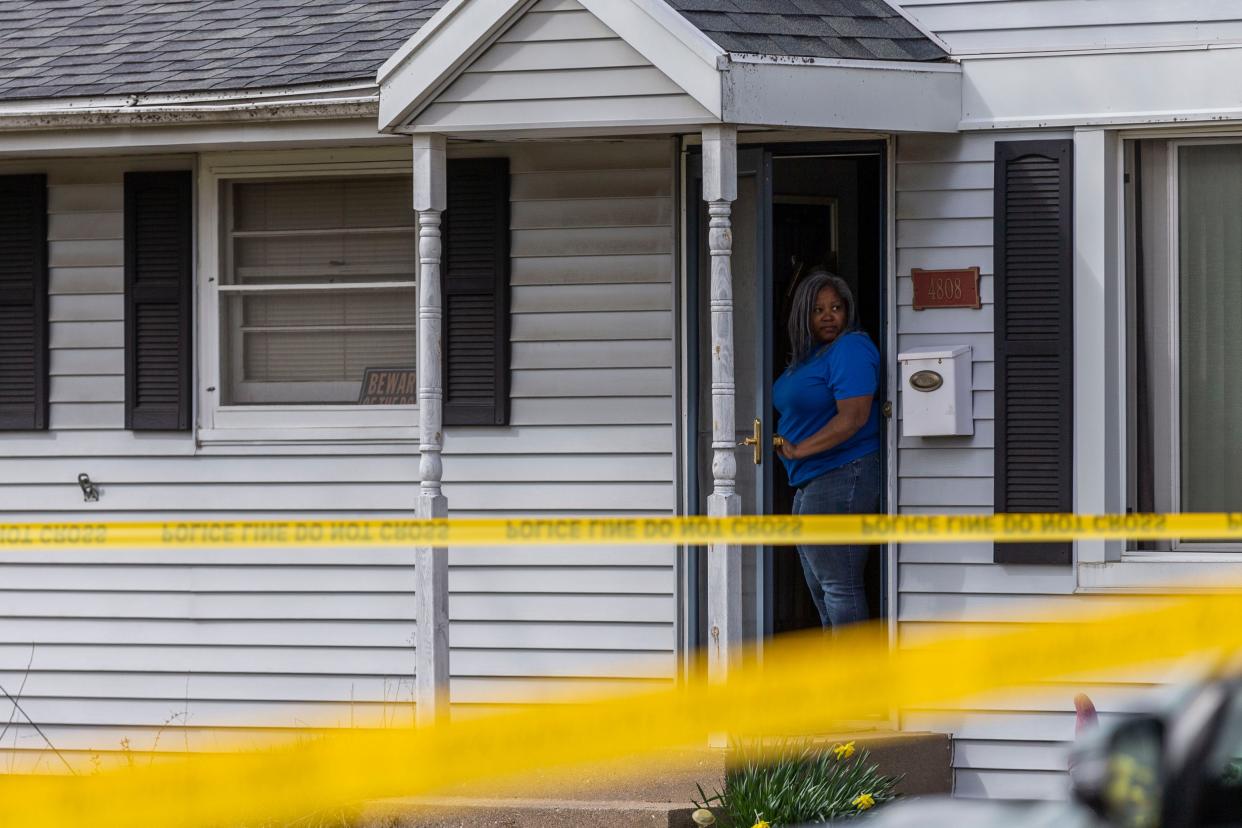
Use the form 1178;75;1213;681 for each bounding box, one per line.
802;730;953;796
365;796;700;828
362;731;951;828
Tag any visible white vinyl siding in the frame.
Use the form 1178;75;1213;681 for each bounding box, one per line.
447;138;678;710
416;0;712;132
893;0;1242;55
0;141;677;769
895;132;1224;801
895;131;1142;801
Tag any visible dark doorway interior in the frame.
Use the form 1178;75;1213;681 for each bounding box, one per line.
769;153;886;636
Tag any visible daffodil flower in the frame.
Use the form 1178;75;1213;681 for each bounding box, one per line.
833;740;856;760
853;792;876;811
751;820;771;828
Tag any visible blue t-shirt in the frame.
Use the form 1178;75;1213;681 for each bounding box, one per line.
773;331;881;488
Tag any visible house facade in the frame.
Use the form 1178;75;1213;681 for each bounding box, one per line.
0;0;1240;802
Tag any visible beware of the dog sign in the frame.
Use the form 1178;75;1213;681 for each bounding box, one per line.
358;368;417;405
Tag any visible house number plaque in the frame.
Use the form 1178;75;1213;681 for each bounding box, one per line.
911;267;982;310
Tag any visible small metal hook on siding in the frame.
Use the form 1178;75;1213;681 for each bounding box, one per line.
78;473;99;502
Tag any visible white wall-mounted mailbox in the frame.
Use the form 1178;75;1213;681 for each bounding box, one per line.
898;345;973;437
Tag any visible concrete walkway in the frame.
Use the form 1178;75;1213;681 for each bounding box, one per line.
362;732;951;827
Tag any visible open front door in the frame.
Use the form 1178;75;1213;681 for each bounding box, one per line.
688;142;888;653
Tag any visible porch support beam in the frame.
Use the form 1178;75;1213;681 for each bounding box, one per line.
702;124;743;685
413;132;450;726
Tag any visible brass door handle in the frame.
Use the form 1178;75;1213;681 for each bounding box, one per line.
738;418;762;465
738;419;786;465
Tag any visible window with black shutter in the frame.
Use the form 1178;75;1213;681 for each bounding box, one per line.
124;171;193;431
443;158;510;426
0;174;48;431
993;140;1074;565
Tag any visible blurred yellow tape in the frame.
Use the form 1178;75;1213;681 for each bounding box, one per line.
0;511;1236;548
4;591;1242;828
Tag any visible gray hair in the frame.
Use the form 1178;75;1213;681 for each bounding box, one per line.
787;269;858;365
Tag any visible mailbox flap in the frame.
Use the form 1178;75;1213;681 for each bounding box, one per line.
897;345;971;363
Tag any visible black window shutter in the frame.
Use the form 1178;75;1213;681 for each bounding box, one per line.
0;174;48;431
124;171;193;431
443;158;510;426
993;140;1074;565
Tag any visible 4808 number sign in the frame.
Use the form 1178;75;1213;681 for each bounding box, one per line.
911;267;982;310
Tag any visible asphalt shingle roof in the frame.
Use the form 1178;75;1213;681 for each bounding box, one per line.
0;0;945;103
665;0;947;62
0;0;447;101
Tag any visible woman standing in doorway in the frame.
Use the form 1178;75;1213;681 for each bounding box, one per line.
774;270;882;631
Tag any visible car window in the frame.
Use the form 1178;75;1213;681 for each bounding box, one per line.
1105;723;1163;828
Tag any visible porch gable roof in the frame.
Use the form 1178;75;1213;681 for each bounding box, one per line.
377;0;728;135
378;0;961;137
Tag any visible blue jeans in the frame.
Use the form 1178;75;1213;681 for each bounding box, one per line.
791;451;882;630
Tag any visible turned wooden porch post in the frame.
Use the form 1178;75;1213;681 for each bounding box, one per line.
702;125;743;685
413;133;449;726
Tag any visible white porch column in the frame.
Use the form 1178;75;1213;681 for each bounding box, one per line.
702;125;743;685
413;133;450;726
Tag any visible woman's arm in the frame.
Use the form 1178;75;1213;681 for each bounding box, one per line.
777;395;873;461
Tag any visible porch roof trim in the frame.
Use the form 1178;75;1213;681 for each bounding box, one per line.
723;53;962;134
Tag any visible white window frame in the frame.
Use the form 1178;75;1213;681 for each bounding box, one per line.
197;148;420;444
1075;129;1242;591
1124;136;1242;558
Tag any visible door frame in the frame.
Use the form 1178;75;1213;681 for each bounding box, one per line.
682;138;893;654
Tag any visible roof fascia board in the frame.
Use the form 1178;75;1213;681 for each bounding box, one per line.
726;52;960;73
0;99;378;130
959;47;1242;129
408;115;715;139
435;123;720;139
377;0;533;133
722;58;961;133
578;0;724;118
0;82;378;114
0;117;399;157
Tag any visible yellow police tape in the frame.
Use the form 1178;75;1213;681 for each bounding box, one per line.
0;511;1234;549
3;590;1242;828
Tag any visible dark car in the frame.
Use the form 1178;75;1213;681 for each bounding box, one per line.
821;673;1242;827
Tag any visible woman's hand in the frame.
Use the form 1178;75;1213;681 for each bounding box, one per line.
779;395;873;462
777;437;800;461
